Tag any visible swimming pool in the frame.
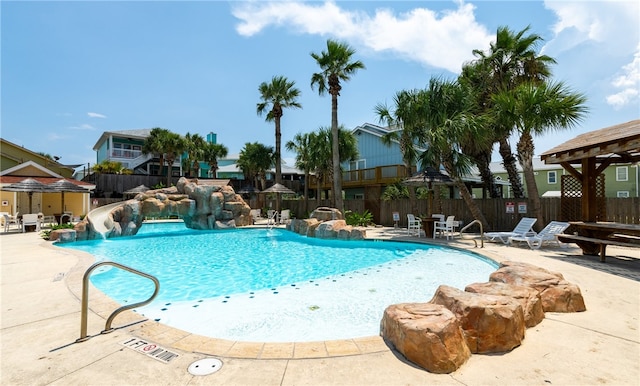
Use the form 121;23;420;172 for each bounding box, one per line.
61;222;498;342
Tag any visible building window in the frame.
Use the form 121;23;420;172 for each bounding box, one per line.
616;166;628;181
353;194;364;199
616;191;629;198
349;159;365;170
548;171;557;184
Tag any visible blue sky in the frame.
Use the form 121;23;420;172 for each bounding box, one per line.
2;1;638;170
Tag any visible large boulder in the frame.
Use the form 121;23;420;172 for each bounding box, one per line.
310;207;343;222
429;285;525;354
489;261;586;313
315;220;347;239
380;303;471;374
465;282;545;328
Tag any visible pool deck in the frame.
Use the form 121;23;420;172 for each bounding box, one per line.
1;225;639;385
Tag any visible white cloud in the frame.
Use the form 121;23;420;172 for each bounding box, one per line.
543;0;639;56
87;112;107;118
606;44;640;109
232;0;493;73
69;124;97;131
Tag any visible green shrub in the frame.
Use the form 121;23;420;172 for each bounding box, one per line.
345;210;374;227
40;223;75;241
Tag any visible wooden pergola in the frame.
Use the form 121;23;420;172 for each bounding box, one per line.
540;119;640;222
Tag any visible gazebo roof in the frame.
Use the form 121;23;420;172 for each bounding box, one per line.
541;119;640;165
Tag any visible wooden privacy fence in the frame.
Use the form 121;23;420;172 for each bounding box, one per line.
280;197;639;232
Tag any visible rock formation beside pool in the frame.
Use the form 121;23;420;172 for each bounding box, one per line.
381;261;586;374
74;177;252;240
287;207;367;240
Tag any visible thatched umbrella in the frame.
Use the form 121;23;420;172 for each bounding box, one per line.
402;167;453;215
1;178;54;213
262;183;295;211
48;179;92;213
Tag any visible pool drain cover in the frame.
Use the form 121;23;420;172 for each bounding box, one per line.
188;358;223;376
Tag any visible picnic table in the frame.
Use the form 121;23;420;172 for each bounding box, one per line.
557;221;640;262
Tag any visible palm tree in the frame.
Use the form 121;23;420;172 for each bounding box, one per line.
237;142;275;191
184;132;206;178
257;76;302;185
492;80;588;227
286;132;314;213
417;77;491;229
142;127;171;176
161;132;185;187
202;142;228;178
461;25;556;198
311;39;365;212
375;89;426;213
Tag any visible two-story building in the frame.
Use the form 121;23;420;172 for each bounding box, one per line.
490;157;638;198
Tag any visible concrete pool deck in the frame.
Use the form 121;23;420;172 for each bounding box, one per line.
1;225;639;385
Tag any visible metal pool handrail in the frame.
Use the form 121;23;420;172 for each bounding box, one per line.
76;261;160;343
458;220;484;248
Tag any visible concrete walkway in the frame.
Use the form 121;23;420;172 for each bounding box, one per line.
1;226;639;385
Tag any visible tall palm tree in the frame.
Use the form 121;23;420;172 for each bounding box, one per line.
142;127;170;176
286;132;314;213
461;25;556;198
417;77;491;229
237;142;275;191
202;142;228;178
492;80;588;227
184;132;206;178
257;76;302;185
161;132;186;187
375;89;426;213
311;39;365;212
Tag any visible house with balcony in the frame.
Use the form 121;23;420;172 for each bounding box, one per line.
490;157;639;198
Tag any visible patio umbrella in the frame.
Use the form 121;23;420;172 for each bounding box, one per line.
1;178;55;213
48;179;92;213
402;167;453;215
262;183;295;211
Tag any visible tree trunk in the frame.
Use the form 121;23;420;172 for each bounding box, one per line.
331;93;343;212
275;117;282;185
518;132;544;230
499;137;525;198
444;161;489;230
475;150;501;198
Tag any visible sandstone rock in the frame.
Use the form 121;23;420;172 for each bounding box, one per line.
310;207;343;222
380;303;470;374
315;220;347;238
50;229;76;243
489;261;586;312
465;282;545;327
430;285;525;354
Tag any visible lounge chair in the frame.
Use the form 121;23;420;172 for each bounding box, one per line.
267;210;277;226
279;209;291;224
250;209;263;224
407;214;422;237
508;221;570;249
485;217;537;244
434;215;456;239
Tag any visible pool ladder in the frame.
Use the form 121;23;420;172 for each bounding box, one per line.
457;220;484;248
76;261;160;343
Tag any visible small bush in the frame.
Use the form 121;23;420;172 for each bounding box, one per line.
345;210;374;227
40;223;75;241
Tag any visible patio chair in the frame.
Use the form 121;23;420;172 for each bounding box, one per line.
433;215;456;239
22;213;41;233
407;214;422;237
267;210;277;226
508;221;570;249
2;213;20;232
250;209;263;224
485;217;537;244
279;209;291;224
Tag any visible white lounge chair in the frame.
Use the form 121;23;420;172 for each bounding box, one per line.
407;214;422;237
485;217;537;244
250;209;263;224
508;221;570;249
267;210;277;226
434;215;456;239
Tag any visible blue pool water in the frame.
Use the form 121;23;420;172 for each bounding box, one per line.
60;222;498;342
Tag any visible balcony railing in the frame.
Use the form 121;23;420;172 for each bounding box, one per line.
309;165;412;189
110;149;142;159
